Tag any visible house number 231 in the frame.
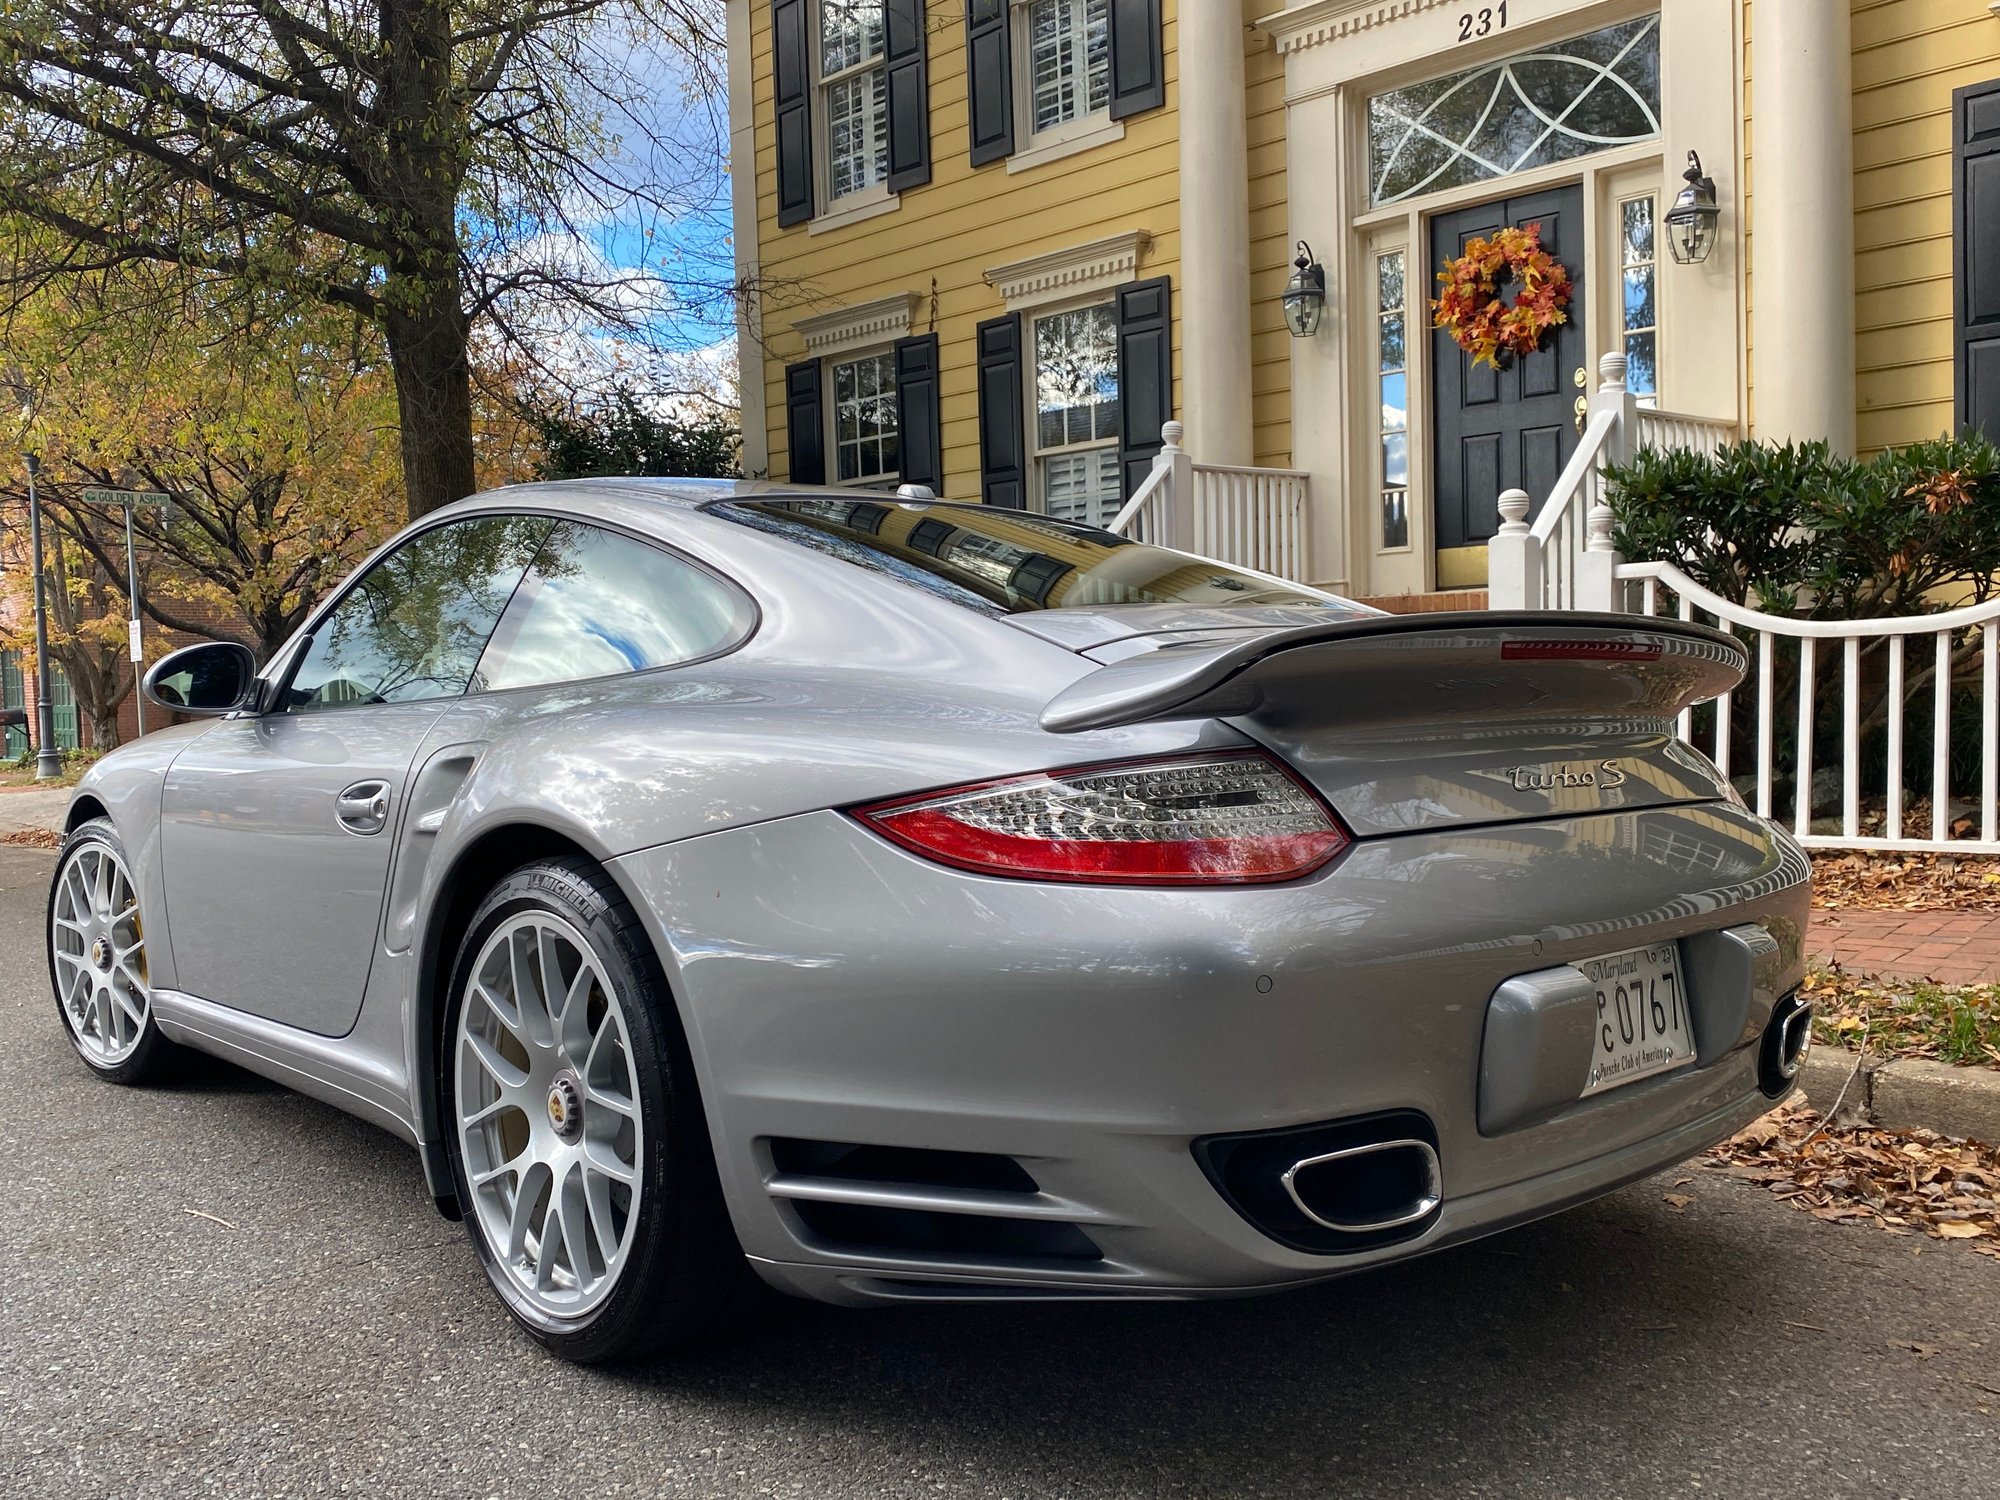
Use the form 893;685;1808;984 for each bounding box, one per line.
1457;2;1509;43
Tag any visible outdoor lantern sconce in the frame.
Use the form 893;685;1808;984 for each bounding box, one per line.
1282;241;1327;338
1665;151;1721;265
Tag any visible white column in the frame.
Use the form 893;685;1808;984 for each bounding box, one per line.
1178;2;1254;465
1749;0;1855;453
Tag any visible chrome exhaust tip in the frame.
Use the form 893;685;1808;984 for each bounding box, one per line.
1759;992;1814;1096
1280;1138;1443;1235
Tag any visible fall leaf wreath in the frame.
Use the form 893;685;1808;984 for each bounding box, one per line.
1431;224;1574;370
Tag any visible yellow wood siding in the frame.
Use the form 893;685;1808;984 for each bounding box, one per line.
748;1;1182;498
1851;0;2000;452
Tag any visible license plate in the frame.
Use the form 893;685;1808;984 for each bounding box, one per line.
1579;942;1694;1097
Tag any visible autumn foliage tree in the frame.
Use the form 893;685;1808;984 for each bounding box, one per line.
1;270;407;669
0;1;730;519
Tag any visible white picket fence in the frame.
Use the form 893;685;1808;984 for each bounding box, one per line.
1617;562;2000;854
1108;422;1310;578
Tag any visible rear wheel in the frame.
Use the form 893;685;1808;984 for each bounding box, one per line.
48;818;178;1084
443;857;754;1362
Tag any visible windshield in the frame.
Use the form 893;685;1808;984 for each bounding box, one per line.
705;497;1360;618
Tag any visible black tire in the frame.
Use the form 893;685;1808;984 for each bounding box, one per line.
441;856;759;1362
47;817;180;1085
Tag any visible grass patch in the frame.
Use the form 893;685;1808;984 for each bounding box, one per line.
1804;967;2000;1069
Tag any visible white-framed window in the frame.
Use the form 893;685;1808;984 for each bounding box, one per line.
1018;0;1111;140
1031;299;1121;526
817;1;889;205
828;348;899;486
1617;192;1660;403
1375;248;1411;551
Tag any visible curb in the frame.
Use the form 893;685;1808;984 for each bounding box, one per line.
1798;1047;2000;1145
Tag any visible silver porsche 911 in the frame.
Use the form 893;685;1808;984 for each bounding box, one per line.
49;480;1813;1362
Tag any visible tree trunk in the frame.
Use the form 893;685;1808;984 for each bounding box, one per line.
385;293;477;519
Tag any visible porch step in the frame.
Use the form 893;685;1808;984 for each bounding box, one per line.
1353;589;1490;615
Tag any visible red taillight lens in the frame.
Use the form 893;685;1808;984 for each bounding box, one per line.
850;753;1349;886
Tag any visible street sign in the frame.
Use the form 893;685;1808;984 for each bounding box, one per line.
80;488;171;508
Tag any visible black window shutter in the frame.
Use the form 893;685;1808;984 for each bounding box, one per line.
894;333;944;491
884;0;931;191
965;0;1015;166
773;0;814;226
1107;0;1164;120
976;313;1026;508
785;359;826;484
1956;77;2000;440
1116;277;1172;498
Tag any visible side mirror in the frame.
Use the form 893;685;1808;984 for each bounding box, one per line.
142;641;260;717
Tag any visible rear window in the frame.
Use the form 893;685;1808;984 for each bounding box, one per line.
706;498;1353;617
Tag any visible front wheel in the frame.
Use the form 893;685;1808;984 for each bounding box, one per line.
48;817;179;1084
443;857;755;1362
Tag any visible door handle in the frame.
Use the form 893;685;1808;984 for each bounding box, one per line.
336;780;392;836
1573;394;1590;434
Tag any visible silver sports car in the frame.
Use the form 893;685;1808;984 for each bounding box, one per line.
49;480;1813;1362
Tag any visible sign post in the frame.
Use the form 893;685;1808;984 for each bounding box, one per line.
81;488;170;736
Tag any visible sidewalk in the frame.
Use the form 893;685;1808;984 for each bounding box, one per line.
1809;907;2000;985
0;787;67;838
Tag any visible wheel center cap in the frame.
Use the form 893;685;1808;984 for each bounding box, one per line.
89;935;112;971
547;1075;583;1142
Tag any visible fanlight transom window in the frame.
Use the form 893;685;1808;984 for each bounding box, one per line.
1367;15;1661;207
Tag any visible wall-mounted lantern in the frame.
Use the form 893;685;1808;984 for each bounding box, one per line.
1281;241;1327;338
1664;152;1721;265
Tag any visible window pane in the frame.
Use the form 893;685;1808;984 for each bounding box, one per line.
1029;0;1111;133
1381;487;1410;550
287;516;552;711
820;0;884;75
1367;15;1661;205
1624;330;1658;398
1377;252;1405;315
827;65;888;200
1622;196;1655;264
1380;371;1408;436
1622;267;1655;332
1382;431;1410;488
471;524;749;693
1034;303;1118;453
1379;312;1406;373
831;351;900;484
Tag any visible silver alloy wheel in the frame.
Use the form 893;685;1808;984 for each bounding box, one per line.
51;838;150;1067
455;912;644;1319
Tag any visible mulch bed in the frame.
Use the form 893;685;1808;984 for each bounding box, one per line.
1703;1093;1999;1255
1812;850;2000;912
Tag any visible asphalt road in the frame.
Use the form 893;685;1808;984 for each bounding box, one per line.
1;845;1996;1500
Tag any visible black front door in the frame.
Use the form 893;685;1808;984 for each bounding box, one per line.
1430;186;1588;575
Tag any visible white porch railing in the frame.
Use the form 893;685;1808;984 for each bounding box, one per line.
1108;421;1310;578
1489;352;1742;610
1617;561;2000;855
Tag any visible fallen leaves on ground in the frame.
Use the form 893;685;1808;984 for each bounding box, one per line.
1704;1094;2000;1254
0;828;60;849
1802;968;2000;1068
1812;850;2000;911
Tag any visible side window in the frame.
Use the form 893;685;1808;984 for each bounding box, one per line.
285;515;553;711
471;523;753;693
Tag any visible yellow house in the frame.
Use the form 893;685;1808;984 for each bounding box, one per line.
725;0;2000;605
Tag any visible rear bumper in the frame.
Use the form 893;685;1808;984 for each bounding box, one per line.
611;802;1809;1305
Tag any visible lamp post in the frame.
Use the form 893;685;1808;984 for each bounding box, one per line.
23;449;60;780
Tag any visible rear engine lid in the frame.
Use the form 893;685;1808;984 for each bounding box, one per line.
1039;612;1748;837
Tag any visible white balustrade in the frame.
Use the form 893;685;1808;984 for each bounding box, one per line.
1618;558;2000;855
1108;422;1311;580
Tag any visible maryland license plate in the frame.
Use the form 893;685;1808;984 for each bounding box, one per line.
1579;942;1694;1097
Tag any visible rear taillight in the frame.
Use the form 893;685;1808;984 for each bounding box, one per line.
850;753;1349;886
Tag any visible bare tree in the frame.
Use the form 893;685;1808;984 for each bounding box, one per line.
0;1;731;518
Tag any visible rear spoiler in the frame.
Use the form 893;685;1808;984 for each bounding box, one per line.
1039;611;1748;735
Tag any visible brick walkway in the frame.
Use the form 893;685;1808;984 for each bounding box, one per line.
1809;907;2000;985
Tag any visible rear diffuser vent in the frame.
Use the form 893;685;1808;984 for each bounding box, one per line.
768;1138;1039;1194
